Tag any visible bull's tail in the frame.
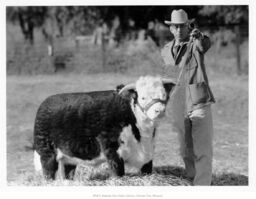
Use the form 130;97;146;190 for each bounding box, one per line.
34;150;42;172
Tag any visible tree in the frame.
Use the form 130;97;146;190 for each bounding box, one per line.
199;5;248;25
199;6;248;75
7;6;47;44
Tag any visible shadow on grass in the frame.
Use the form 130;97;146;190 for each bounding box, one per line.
154;165;248;186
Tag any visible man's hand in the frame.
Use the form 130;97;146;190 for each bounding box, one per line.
190;28;203;40
189;29;211;53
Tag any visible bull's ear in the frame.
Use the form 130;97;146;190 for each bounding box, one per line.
163;82;176;95
129;89;138;101
119;87;137;100
118;83;136;95
162;78;176;95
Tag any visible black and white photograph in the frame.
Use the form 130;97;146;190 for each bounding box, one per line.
2;0;254;197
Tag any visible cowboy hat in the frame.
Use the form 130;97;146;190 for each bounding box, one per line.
164;9;195;25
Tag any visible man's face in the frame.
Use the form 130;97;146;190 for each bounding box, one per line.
170;23;190;42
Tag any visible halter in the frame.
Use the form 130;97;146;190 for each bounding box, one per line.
136;98;167;117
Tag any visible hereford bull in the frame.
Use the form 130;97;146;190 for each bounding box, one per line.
33;76;175;180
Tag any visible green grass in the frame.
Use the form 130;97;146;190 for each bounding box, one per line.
6;72;248;186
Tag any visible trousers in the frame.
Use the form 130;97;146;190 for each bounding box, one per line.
169;86;213;185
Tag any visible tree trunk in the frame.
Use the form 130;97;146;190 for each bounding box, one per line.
102;32;106;71
18;8;34;45
235;25;241;75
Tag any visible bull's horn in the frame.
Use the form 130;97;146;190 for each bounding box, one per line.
161;78;177;85
118;83;136;94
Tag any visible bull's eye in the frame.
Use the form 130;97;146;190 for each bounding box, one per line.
141;97;146;100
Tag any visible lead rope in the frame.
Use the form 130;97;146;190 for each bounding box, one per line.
136;40;193;119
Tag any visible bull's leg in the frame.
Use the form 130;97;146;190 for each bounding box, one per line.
40;153;58;180
64;165;77;180
141;160;153;174
57;159;66;180
106;148;124;177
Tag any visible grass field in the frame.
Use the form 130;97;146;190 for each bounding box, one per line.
6;71;248;186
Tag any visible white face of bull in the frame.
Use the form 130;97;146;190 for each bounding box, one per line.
135;76;168;121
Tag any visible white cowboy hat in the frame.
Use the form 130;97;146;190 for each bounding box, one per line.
164;9;194;25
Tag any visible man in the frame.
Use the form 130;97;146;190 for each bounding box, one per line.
161;9;215;185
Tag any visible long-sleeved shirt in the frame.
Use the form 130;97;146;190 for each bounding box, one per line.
161;34;215;113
